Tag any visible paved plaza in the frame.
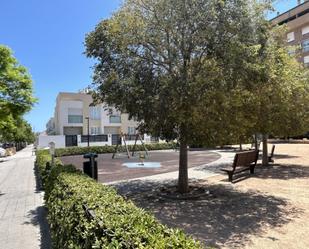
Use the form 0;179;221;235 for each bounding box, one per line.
0;146;50;249
61;150;223;183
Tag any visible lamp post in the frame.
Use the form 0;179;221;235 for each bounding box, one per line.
85;117;90;147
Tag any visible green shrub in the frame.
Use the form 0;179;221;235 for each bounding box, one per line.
36;149;202;249
53;142;176;157
35;150;63;188
46;168;202;249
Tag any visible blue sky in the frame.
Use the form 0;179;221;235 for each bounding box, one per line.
0;0;300;132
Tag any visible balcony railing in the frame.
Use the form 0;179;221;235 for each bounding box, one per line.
81;135;108;143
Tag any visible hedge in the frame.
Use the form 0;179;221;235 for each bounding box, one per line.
36;151;202;249
54;142;176;157
35;149;63;187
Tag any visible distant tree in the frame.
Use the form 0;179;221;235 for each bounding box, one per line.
13;118;35;144
253;27;309;165
85;0;274;193
0;45;36;142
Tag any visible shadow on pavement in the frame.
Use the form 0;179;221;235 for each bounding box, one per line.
112;179;302;248
23;165;52;249
24;207;52;249
253;164;309;180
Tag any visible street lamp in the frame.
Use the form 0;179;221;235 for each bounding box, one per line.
86;102;96;148
85;117;90;147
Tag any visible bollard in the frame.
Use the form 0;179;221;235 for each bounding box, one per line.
83;153;98;180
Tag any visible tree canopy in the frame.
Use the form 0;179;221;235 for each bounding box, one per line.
0;45;36;143
85;0;309;192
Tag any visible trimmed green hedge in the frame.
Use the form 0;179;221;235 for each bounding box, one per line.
36;151;202;249
54;142;176;157
35;149;62;187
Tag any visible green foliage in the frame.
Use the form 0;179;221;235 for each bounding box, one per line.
0;45;36;142
35;150;202;249
52;142;176;157
85;0;309;190
35;149;63;187
85;0;272;144
249;27;309;137
47;171;201;248
85;0;274;192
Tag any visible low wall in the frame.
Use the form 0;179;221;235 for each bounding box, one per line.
38;135;66;149
38;134;163;149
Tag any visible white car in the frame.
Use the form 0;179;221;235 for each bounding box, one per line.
0;148;6;157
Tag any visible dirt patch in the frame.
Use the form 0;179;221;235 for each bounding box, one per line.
113;144;309;248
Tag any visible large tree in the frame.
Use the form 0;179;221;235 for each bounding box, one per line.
0;45;36;141
248;27;309;165
85;0;272;193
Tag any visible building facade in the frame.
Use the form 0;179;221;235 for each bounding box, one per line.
271;1;309;67
53;92;139;136
46;117;55;135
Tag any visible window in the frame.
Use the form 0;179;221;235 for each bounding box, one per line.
287;48;296;56
68;108;83;123
128;127;136;135
90;127;101;135
304;56;309;67
68;115;83;123
302;26;309;36
89;106;101;120
287;32;295;42
302;40;309;53
109;115;121;123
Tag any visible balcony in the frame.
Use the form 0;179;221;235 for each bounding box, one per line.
68;115;83;124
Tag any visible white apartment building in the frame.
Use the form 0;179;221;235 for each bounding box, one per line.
46;117;56;135
53;92;139;137
39;92;160;148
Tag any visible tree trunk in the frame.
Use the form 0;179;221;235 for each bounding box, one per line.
178;140;189;193
262;133;268;166
254;133;258;150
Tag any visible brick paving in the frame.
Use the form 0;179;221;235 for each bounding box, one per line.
61;150;222;183
0;145;51;249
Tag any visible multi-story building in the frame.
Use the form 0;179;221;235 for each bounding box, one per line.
53;92;139;136
46;117;55;135
271;0;309;67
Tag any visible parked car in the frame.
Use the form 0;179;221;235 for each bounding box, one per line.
0;147;6;157
1;143;14;149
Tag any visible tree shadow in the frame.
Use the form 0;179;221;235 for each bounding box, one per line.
33;164;43;193
271;154;299;160
253;164;309;180
24;165;52;249
24;207;52;249
112;179;302;248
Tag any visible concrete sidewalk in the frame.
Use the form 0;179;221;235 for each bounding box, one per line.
0;145;51;249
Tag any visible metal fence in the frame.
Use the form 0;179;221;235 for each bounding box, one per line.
81;135;108;143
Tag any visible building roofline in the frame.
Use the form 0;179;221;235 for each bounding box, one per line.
270;1;309;22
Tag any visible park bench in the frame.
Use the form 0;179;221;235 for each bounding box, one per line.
221;149;259;182
268;145;275;163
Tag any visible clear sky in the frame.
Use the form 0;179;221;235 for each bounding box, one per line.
0;0;301;132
